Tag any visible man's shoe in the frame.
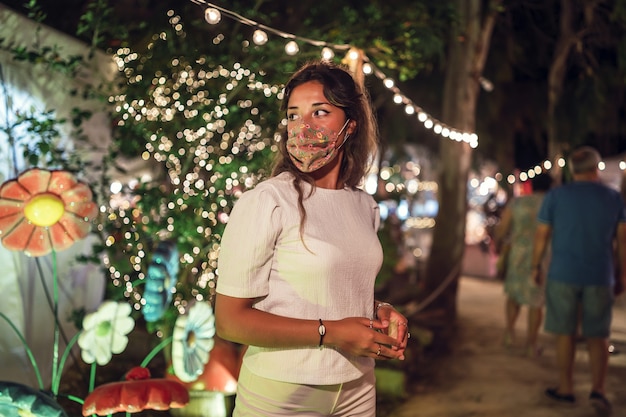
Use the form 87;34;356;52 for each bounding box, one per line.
545;388;575;403
589;391;612;417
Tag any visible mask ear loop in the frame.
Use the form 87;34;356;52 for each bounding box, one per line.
336;119;352;150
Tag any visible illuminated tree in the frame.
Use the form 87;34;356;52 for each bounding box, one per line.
97;11;283;333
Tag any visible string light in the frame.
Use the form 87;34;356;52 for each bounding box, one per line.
204;7;221;24
188;0;479;147
498;156;624;187
321;47;335;61
252;29;268;45
284;40;299;55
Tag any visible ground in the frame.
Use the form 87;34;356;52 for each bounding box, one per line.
391;276;626;417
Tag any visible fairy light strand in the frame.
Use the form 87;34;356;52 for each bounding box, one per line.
187;0;479;147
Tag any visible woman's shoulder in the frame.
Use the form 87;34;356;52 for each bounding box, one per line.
352;186;378;207
254;172;296;193
236;172;295;203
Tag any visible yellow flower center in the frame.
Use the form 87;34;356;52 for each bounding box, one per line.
24;193;65;227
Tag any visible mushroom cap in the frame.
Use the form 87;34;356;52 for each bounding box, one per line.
82;367;189;416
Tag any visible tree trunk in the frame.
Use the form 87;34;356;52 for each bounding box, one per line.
546;0;576;180
420;0;499;340
547;0;601;181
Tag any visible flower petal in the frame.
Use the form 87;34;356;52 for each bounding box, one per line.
0;203;23;236
60;183;99;219
1;220;35;252
80;345;96;364
60;181;92;203
108;333;130;355
92;339;114;366
56;212;92;240
66;200;99;220
49;170;79;195
49;222;78;252
17;168;51;195
97;301;121;317
112;316;136;337
78;330;95;351
0;180;30;201
24;227;54;257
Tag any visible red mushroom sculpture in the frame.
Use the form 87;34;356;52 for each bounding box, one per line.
82;367;189;416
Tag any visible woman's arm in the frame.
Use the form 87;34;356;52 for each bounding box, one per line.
531;222;552;286
215;293;405;360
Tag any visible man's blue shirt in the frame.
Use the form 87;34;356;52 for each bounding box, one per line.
537;181;626;286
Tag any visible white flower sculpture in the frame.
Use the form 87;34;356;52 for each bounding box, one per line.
78;301;135;366
172;302;216;382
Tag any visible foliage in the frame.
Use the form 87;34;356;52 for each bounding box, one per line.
0;0;102;177
96;10;284;334
480;0;626;167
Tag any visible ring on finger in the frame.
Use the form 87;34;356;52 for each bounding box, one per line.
369;319;373;329
376;343;381;356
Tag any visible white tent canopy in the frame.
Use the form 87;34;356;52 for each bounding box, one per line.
0;4;114;387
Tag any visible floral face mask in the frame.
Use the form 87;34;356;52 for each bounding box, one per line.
286;119;351;173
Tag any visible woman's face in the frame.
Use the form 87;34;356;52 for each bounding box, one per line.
286;80;351;136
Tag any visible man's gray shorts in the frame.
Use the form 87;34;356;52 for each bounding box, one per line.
544;280;613;338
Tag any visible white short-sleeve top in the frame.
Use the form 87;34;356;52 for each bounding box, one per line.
216;172;383;385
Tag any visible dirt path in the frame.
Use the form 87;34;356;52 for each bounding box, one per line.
394;277;626;417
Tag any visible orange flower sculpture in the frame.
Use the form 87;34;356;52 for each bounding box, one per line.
0;168;98;257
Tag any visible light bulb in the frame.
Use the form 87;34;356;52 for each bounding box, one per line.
252;29;268;45
321;47;334;61
285;40;299;55
205;8;221;24
362;63;372;75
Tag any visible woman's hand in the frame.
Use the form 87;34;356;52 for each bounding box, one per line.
375;304;409;357
325;317;406;360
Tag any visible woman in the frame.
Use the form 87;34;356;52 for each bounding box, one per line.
495;173;552;357
215;60;409;416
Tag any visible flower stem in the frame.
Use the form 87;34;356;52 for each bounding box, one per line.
60;393;84;405
140;335;173;368
52;331;81;395
89;362;97;393
51;250;60;395
0;311;44;389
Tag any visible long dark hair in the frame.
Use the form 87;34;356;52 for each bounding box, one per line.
271;60;379;239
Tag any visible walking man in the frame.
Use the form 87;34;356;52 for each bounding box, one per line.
532;146;626;416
